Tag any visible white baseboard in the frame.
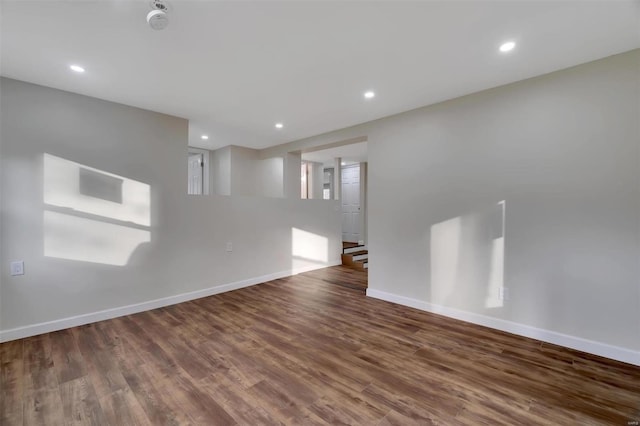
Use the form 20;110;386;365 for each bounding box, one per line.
0;260;341;343
366;288;640;367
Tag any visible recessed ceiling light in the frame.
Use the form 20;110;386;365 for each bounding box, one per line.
275;123;284;129
341;162;346;166
499;41;516;53
69;65;85;73
201;135;209;140
364;91;375;99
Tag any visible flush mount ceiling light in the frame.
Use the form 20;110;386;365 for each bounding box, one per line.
147;0;169;30
499;41;516;53
275;123;284;129
364;91;375;99
201;135;209;140
69;65;85;73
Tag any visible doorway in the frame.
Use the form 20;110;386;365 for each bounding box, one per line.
187;147;210;195
341;164;363;243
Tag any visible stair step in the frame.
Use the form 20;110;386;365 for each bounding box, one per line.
342;242;369;271
354;259;368;270
344;245;367;254
352;253;368;262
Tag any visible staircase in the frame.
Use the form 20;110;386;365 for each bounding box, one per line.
341;242;368;270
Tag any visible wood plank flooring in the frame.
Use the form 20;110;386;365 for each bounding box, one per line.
1;265;639;425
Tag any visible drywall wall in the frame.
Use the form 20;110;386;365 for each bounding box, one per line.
284;152;302;199
210;146;231;196
257;157;284;198
230;145;258;196
307;161;324;199
210;146;284;198
0;78;342;336
265;50;640;363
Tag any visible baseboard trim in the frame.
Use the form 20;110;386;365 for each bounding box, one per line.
0;260;341;343
366;288;640;367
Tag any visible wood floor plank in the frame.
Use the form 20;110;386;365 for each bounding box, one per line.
59;376;106;426
22;387;64;426
49;330;86;385
98;388;151;426
1;340;24;426
1;265;638;425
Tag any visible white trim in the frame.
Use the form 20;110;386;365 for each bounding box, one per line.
344;245;367;254
0;260;340;343
366;288;640;367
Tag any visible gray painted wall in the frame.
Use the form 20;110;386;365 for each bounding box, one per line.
264;50;640;354
0;78;341;332
210;146;231;196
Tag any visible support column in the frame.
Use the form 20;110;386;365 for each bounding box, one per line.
334;157;341;201
284;152;302;199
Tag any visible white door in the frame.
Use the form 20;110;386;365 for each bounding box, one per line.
341;165;360;242
188;153;203;195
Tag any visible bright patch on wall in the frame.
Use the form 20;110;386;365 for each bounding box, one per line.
43;154;151;266
44;211;150;266
44;154;150;226
291;227;329;271
430;201;506;310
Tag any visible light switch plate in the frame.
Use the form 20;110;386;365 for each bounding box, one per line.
10;261;24;276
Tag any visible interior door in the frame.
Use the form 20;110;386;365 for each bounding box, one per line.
341;165;360;242
188;153;203;195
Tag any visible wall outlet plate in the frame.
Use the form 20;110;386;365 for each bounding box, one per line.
10;261;24;276
226;242;233;252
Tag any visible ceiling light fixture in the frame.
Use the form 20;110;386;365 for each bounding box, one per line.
364;91;375;99
69;65;85;73
201;135;209;140
275;123;284;129
499;41;516;53
147;0;169;30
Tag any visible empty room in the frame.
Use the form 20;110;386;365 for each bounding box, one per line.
1;1;639;425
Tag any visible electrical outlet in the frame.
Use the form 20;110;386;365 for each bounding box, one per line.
10;261;24;276
226;242;233;252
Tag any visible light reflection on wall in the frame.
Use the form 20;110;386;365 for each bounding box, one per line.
44;211;150;266
486;201;505;309
291;227;328;271
44;154;150;226
43;154;151;266
430;216;462;305
430;201;505;310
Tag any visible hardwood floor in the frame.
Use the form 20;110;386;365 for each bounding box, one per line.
1;265;638;425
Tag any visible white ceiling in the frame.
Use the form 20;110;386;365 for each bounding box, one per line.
2;1;639;151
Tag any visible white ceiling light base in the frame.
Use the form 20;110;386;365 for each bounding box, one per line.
147;1;169;30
